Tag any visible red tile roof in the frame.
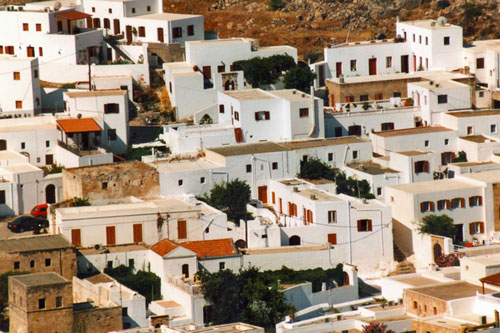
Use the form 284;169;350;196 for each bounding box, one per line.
55;11;92;21
151;239;179;257
180;238;238;258
57;118;101;133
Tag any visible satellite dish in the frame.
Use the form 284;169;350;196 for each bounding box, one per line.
53;1;61;11
437;16;447;26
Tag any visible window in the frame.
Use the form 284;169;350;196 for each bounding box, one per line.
272;162;278;170
108;8;112;13
352;150;359;160
254;111;270;121
420;201;434;212
413;301;418;309
56;296;62;308
393;92;401;98
200;177;205;184
444;36;450;45
108;129;117;141
350;59;357;71
46;140;50;148
104;18;110;29
219;262;225;270
437;199;449;211
219;104;224;113
147;5;151;11
172;27;182;38
91;7;95;12
386;56;392;68
419;35;422;44
299;108;309;118
23;23;28;31
178;179;183;186
477;58;485;69
328;233;337;245
424;140;429;147
451;198;465;209
131;7;135;13
6;46;14;55
178;220;187;239
187;25;194;36
360;95;368;101
377;187;382;196
381;122;394;131
102;182;108;189
38;47;43;57
34;70;38;78
414;161;429;173
246;164;252;173
444;138;449;145
217;65;225;73
104;103;119;114
469;196;483;207
13;72;20;80
412;34;415;42
437;95;448;104
36;23;41;31
491;124;497;134
15;101;22;109
0;46;3;54
470;222;484;234
138;26;145;37
425;36;428;45
328;152;334;162
14;261;19;270
21;142;25;149
107;261;113;269
357;219;372;232
39;298;45;310
328;210;337;224
272;192;276;204
467;126;473;135
234;111;239;121
45;258;51;267
433;307;437;315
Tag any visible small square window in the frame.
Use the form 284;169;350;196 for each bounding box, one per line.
131;7;135;13
219;262;225;270
13;72;20;80
424;140;429;147
386;56;392;68
15;101;22;109
36;23;42;31
377;187;382;196
352;150;359;160
491;124;497;134
444;139;449;145
102;182;108;189
444;36;450;45
107;261;113;269
91;7;95;12
108;8;112;13
328;210;337;224
477;58;485;69
272;162;278;170
350;59;357;71
56;296;62;308
45;258;51;267
299;108;309;118
108;129;117;141
23;23;29;31
128;258;134;267
200;177;205;184
437;95;448;104
467;126;473;135
147;5;151;11
328;153;333;162
178;179;183;186
187;25;194;36
14;261;20;270
479;91;484;97
39;298;45;309
246;164;252;173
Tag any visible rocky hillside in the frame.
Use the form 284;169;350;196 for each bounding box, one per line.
165;0;500;60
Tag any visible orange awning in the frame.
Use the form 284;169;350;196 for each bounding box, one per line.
57;118;101;133
55;11;92;21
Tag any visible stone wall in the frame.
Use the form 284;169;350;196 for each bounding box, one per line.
493;183;500;231
73;306;122;333
404;289;447;317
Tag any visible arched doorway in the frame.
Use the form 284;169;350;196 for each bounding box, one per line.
343;272;350;286
289;235;301;246
235;239;247;250
433;243;442;263
45;184;56;204
182;264;189;278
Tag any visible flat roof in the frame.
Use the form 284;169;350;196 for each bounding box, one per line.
466;39;500;53
280;136;368;149
447;110;500;118
78;243;148;256
410;79;468;89
12;272;69;287
244;244;328;254
462;169;500;183
395;150;433;156
65;89;127;98
399;19;460;30
0;163;41;174
0;118;56;133
127;12;201;21
155;300;181;309
373;126;454;137
0;234;72;252
207;142;289;157
296;188;340;202
408;281;494;301
388;178;478;195
326;70;468;85
394;275;443;287
347;162;399;175
151;158;222;173
187;38;251;46
460;135;497;143
269;89;312;102
64;160;154;176
453;161;495;167
223;89;276;100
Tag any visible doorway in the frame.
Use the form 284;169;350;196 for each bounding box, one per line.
125;25;132;44
401;55;409;73
45;184;56;204
433;243;442;263
369;58;377;75
258;186;268;204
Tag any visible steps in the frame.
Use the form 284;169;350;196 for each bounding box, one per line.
396;261;416;275
393;243;406;262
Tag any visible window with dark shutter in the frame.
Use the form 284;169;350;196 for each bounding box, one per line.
328;233;337;245
104;103;119;114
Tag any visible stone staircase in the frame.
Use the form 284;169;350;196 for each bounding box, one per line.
390;242;416;276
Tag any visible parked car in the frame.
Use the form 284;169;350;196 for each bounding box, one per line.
8;216;49;233
30;203;49;218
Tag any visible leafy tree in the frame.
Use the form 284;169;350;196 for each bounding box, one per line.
104;265;161;304
453;151;467;163
260;265;345;292
283;66;316;93
235;54;296;88
298;157;335;181
201;179;251;223
269;0;285;11
417;214;455;239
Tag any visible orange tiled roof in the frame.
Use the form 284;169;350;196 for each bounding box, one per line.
180;238;238;258
151;239;179;257
55;11;92;21
57;118;101;133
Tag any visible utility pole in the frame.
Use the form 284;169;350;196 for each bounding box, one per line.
87;47;92;91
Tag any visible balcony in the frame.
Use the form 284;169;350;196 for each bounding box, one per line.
57;140;108;157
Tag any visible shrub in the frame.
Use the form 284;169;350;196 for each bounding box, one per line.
269;0;285;11
417;214;455;239
104;265;161;304
435;252;464;267
437;0;450;9
72;197;91;207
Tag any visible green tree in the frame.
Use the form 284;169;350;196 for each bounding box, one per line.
417;214;456;239
235;54;296;88
283;66;316;93
104;265;161;304
201;179;251;223
298;157;335;181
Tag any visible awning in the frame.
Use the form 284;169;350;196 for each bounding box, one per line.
57;118;101;133
55;10;92;21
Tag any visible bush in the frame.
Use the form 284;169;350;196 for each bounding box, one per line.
104;265;161;304
72;197;91;207
199;114;213;125
235;54;296;88
200;179;251;223
269;0;285;11
43;163;65;174
417;214;455;239
283;66;316;93
435;253;464;267
436;0;450;9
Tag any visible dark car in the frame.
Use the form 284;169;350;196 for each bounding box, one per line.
8;216;49;233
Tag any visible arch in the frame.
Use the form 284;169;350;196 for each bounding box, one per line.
30;260;35;268
235;239;247;250
224;79;236;91
289;235;301;246
0;140;6;151
343;272;350;286
182;264;189;278
45;184;56;204
433;243;442;263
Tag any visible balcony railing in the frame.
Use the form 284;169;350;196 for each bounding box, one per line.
58;140;108;157
166;276;202;295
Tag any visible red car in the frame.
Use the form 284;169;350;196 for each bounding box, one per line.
30;204;48;218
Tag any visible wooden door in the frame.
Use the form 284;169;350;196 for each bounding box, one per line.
335;62;342;77
401;55;409;73
413;55;417;72
106;226;116;245
113;19;120;35
93;18;100;28
178;220;187;239
258;186;267;204
125;25;132;44
71;229;81;247
202;66;211;80
45;154;54;165
318;64;325;86
133;224;143;243
157;27;164;42
27;47;34;57
369;58;377;75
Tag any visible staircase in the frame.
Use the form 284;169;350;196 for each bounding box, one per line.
389;242;416;276
393;243;406;262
